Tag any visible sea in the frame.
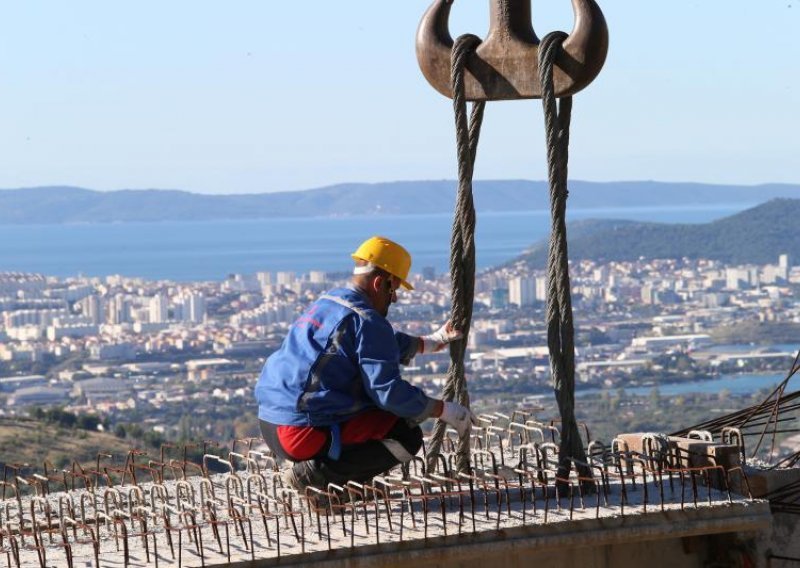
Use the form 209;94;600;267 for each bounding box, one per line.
575;372;791;399
0;203;755;281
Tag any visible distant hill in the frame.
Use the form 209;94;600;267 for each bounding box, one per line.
0;417;134;470
517;198;800;267
0;181;797;224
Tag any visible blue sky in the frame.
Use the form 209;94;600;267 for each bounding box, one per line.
1;1;798;194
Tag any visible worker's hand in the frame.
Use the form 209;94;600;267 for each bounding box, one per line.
439;401;478;438
421;321;462;353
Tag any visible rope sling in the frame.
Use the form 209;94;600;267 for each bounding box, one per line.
426;31;591;482
426;34;486;474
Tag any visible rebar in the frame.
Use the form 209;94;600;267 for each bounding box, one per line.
0;418;764;567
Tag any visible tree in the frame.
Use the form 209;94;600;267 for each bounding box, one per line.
178;413;193;441
77;414;100;431
127;424;144;439
142;431;165;449
233;412;258;440
597;391;611;413
649;387;661;409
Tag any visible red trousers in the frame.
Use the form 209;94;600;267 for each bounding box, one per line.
273;409;399;461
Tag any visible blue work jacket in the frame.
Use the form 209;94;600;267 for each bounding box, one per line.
254;287;435;427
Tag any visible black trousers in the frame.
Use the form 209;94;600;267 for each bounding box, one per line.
259;418;423;486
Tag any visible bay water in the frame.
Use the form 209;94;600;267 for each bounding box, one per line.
575;372;790;399
0;203;752;281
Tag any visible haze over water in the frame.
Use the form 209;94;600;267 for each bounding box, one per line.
1;204;751;281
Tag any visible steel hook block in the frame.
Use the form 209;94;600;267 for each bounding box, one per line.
416;0;609;101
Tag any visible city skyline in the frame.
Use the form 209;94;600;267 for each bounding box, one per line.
2;252;795;403
2;1;798;194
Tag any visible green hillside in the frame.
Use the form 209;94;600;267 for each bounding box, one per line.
519;198;800;267
0;417;135;472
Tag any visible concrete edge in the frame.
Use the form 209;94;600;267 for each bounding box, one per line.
227;500;772;567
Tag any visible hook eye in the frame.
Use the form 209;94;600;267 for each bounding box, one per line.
416;0;609;101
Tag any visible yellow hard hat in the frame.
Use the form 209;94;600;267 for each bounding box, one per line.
351;236;414;290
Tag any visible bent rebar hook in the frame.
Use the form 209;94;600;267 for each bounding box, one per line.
416;0;609;101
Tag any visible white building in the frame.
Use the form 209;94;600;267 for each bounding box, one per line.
5;325;43;341
630;334;712;351
0;375;46;392
3;308;68;328
106;294;132;324
0;342;41;362
535;276;548;302
0;273;47;297
46;323;100;340
276;272;296;286
90;342;137;361
182;292;206;324
8;385;69;407
148;293;168;323
77;295;104;324
223;274;260;292
73;377;132;403
725;267;759;290
508;276;536;307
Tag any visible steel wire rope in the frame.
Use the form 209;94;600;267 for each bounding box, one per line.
426;32;593;481
538;31;592;482
426;33;486;474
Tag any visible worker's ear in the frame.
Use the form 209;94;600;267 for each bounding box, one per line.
371;273;386;294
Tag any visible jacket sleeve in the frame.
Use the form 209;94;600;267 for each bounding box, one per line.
394;331;421;365
354;315;436;422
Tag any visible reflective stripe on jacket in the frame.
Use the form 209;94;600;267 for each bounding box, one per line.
254;287;435;427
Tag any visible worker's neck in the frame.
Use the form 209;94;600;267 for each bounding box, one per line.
349;279;372;303
349;279;381;312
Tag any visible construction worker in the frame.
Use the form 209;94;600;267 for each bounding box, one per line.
254;235;476;492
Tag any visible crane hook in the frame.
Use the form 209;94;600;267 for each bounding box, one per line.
416;0;609;101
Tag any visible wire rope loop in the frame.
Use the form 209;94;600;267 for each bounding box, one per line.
537;30;592;484
426;33;485;474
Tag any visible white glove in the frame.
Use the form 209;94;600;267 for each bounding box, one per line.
421;321;463;353
439;401;477;438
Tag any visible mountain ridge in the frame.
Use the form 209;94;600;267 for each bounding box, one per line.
516;198;800;267
0;180;797;225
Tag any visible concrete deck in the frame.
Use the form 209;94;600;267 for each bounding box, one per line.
8;472;770;568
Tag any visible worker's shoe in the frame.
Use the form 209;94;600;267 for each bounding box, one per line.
282;460;326;493
281;461;354;509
